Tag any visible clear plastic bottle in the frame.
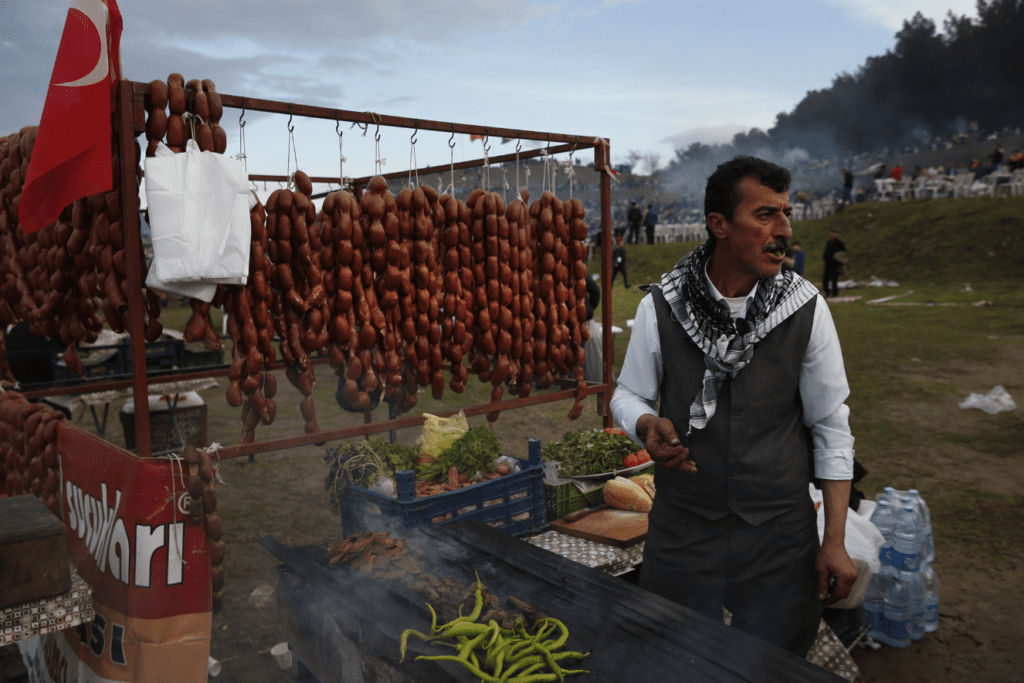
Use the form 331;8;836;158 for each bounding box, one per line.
883;573;912;648
920;562;940;633
899;565;927;640
871;498;897;535
892;504;922;571
862;570;887;641
864;564;897;646
908;490;935;564
878;486;898;506
870;499;897;566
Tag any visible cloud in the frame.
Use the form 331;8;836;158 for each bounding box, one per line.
382;95;417;107
661;123;750;149
821;0;978;31
500;3;561;29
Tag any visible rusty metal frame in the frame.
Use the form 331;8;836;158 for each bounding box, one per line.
57;80;616;460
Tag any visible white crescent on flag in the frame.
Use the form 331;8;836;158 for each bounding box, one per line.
55;0;109;88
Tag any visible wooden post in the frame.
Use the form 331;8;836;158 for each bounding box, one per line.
595;139;613;428
114;79;151;457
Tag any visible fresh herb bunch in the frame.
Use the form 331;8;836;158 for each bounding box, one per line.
323;438;421;511
380;439;420;474
418;427;501;482
543;429;640;476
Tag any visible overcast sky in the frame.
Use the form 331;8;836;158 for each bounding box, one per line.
1;0;978;183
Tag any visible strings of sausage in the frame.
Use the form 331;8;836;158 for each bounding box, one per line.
404;185;444;406
265;171;323;435
528;191;591;419
183;445;224;612
0;391;66;516
506;191;535;399
393;187;421;409
0;121;161;382
325;190;366;408
221;174;592;433
530;191;557;391
440;194;472;394
564;198;591;418
224;194;278;442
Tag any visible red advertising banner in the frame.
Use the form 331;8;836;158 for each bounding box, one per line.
19;423;211;683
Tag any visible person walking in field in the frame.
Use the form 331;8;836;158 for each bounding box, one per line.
838;169;853;212
644;203;658;244
822;228;846;299
626;201;643;244
611;234;630;288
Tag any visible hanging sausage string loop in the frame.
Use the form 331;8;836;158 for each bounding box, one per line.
408;123;420;190
236;99;248;173
285;105;299;189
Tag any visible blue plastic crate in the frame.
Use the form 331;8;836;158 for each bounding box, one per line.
339;438;548;538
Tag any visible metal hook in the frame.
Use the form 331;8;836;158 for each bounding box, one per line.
483;128;490;154
238;98;246;128
448;126;456;149
335;113;341;137
374;122;380;143
516;137;522;154
287;106;294;133
410;121;418;145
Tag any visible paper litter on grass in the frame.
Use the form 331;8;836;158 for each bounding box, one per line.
959;386;1016;414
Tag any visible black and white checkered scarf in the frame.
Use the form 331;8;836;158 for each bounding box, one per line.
657;239;818;435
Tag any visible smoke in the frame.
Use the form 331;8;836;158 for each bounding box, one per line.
655;126;859;200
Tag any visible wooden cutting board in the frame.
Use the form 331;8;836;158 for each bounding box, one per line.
549;508;648;547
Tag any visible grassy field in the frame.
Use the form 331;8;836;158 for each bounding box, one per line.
583;195;1024;680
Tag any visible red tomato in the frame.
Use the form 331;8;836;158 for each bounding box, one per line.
634;449;651;465
623;453;639;468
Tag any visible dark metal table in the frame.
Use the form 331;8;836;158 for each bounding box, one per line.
262;521;845;683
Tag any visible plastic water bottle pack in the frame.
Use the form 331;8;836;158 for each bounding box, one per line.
862;487;939;646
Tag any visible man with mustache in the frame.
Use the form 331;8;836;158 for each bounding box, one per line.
610;156;857;657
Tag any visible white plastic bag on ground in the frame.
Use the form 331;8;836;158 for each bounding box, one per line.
809;484;885;609
145;139;251;287
958;385;1016;414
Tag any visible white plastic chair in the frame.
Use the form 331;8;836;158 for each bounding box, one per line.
912;176;930;199
893;180;913;201
874;179;894;202
951;172;975;198
972;173;999;197
1008;169;1024;196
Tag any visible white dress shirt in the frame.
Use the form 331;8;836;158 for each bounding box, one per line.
610;269;855;480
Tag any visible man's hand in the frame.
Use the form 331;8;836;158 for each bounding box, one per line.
816;540;858;607
635;415;696;473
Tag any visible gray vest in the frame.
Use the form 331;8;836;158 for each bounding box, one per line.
650;285;816;526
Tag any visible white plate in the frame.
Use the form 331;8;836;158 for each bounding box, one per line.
566;460;654;482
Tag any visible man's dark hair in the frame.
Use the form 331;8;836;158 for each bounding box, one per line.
703;156;790;242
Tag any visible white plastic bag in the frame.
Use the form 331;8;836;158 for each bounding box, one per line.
958;385;1016;415
809;484;885;609
145;259;218;302
369;476;396;498
145;139;251;289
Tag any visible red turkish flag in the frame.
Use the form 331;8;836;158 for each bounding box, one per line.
19;0;123;234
